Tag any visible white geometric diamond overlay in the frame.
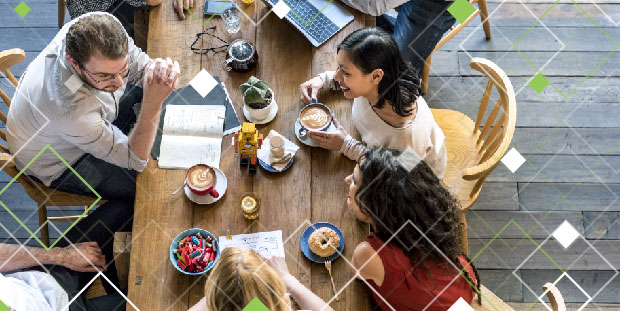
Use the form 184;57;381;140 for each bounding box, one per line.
447;297;473;311
61;271;139;311
64;74;83;94
552;220;580;249
189;69;218;98
501;147;526;173
396;148;422;172
272;0;291;19
539;272;591;308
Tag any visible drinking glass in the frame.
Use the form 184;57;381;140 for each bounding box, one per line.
222;5;241;34
240;192;260;219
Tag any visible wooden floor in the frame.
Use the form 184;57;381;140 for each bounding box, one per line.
2;0;620;309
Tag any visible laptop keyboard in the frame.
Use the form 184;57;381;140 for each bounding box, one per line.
268;0;341;46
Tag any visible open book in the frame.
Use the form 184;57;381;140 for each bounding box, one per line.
158;105;226;169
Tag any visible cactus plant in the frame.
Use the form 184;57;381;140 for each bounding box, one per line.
240;76;272;109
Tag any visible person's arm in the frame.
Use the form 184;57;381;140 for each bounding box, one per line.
126;35;152;87
351;242;384;286
317;71;340;91
147;0;162;5
338;0;408;16
265;256;334;311
281;274;335;311
339;134;367;161
0;242;106;273
299;71;341;104
57;59;178;169
58;94;149;172
129;58;180;160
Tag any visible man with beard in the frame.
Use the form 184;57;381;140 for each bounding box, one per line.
7;12;180;203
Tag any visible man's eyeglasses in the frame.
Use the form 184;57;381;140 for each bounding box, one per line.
80;59;131;84
191;26;230;55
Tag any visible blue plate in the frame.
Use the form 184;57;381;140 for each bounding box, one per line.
170;228;219;275
258;157;294;173
300;222;345;263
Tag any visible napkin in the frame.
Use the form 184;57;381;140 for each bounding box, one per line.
257;130;300;171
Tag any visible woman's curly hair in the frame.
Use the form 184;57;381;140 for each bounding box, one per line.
356;147;481;303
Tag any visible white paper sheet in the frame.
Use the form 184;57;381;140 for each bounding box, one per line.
218;230;285;258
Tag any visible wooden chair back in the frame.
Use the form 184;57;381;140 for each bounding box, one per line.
420;0;491;93
463;57;516;201
543;282;567;311
0;49;41;193
0;48;25;146
473;282;566;311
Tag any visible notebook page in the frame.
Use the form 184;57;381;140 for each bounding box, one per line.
162;105;225;138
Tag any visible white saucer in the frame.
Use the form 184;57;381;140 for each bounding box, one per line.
294;119;337;147
243;102;278;125
184;167;227;204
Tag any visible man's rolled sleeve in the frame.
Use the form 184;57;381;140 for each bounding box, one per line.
110;123;148;172
127;36;151;86
58;96;148;172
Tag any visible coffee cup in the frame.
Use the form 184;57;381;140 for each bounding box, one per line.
222;39;258;73
298;99;333;138
185;164;219;198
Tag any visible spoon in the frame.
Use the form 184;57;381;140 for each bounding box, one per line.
172;182;186;195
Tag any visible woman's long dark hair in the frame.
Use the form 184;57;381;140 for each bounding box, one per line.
356;147;481;304
337;27;421;117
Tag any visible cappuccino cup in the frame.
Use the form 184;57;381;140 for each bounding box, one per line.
185;164;219;198
298;99;333;138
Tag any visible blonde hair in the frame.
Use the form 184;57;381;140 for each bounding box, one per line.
205;247;291;311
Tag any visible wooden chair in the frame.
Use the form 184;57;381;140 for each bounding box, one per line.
58;0;66;28
474;282;566;311
0;48;105;247
431;57;516;254
420;0;492;93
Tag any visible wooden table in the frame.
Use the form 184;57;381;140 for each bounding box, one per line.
127;1;373;310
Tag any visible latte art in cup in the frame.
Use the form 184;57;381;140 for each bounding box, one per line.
187;165;216;189
301;106;331;130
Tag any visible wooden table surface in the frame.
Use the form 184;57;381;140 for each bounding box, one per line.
127;1;373;310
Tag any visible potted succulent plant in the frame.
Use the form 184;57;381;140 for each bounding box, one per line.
240;76;277;122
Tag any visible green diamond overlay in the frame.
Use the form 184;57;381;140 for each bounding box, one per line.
14;1;31;18
529;72;550;93
0;145;101;250
0;299;9;311
513;1;618;99
243;297;269;311
447;0;476;24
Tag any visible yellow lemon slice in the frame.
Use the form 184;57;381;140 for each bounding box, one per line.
241;196;257;212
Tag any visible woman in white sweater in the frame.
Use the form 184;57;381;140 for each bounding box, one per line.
299;27;446;178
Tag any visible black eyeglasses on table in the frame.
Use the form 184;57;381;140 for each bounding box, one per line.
191;26;230;55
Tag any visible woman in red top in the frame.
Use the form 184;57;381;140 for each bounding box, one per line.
346;147;481;311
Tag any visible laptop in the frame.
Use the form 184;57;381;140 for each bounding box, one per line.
264;0;355;47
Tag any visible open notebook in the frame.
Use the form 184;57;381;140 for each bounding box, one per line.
158;105;226;169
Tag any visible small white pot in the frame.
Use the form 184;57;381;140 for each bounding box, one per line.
245;88;276;121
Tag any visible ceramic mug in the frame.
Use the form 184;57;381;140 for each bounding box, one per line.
298;99;333;138
185;164;219;198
